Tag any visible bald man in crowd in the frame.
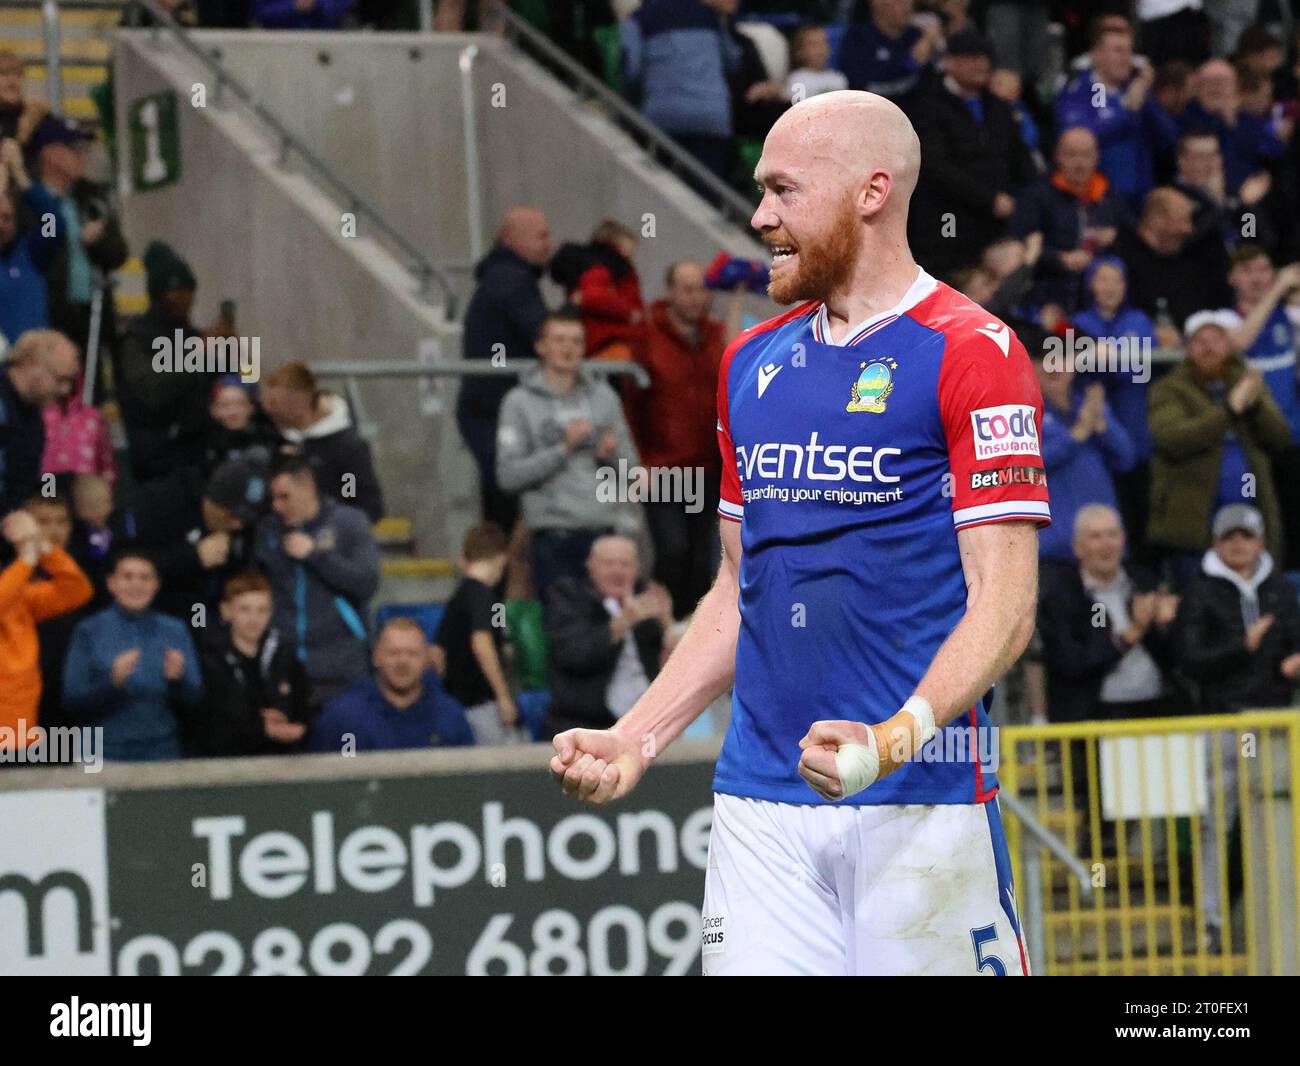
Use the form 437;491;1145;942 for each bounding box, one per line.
0;328;79;513
457;205;554;533
551;90;1049;975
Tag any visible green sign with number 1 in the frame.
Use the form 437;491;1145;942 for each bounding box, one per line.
128;90;181;191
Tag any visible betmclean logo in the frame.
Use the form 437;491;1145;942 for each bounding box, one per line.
151;331;260;383
50;998;151;1046
970;466;1047;491
970;405;1039;460
735;432;901;483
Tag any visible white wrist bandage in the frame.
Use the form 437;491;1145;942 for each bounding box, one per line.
834;697;938;799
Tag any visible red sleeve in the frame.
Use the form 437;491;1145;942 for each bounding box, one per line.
938;324;1051;532
716;334;745;524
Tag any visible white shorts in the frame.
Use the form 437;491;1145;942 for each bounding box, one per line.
701;793;1029;976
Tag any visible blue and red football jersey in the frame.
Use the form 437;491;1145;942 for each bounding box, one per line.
714;269;1050;805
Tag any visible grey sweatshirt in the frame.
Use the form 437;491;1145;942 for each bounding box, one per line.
495;366;640;532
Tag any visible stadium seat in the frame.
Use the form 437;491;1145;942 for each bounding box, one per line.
515;689;553;741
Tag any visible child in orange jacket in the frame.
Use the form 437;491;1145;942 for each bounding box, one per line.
0;507;93;746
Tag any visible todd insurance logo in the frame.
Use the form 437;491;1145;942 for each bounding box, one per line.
0;789;111;975
970;404;1040;461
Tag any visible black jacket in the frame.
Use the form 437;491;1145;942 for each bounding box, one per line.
905;78;1038;274
456;244;547;421
115;304;213;482
1038;560;1180;723
190;624;311;756
0;367;44;514
1110;222;1233;330
546;575;663;732
1176;564;1300;713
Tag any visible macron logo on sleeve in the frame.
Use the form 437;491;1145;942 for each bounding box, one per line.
975;323;1011;356
757;363;783;398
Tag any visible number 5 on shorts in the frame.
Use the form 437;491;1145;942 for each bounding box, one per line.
970;925;1006;975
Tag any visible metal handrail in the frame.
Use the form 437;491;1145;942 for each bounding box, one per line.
39;0;63;114
488;0;758;233
312;358;650;389
120;0;459;314
999;790;1094;897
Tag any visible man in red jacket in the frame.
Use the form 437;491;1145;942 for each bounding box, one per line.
633;259;727;619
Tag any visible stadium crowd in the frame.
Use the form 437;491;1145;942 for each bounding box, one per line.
5;0;1300;774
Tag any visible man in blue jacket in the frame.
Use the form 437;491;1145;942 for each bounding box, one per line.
63;549;202;761
0;138;61;346
456;205;552;533
1054;23;1178;212
256;454;380;708
311;618;473;754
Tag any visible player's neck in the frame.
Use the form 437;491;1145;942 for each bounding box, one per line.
821;250;920;344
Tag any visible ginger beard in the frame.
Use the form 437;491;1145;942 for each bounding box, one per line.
766;190;863;305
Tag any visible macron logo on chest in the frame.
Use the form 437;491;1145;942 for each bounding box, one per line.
757;362;783;398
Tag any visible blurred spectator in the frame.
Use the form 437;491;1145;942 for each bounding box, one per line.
620;0;743;180
68;473;119;608
28;495;90;735
204;375;274;476
0;507;92;746
0;329;79;514
1180;59;1284;194
544;534;671;736
1038;503;1180;722
1073;257;1158;550
1176;501;1300;949
785;24;848;101
1172;128;1274;254
115;241;215;485
989;67;1040;156
433;521;526;745
1111;186;1232;341
457;205;552;535
0;51;47;148
957;233;1041;319
838;0;941;100
41;372;117;490
496;310;640;609
633;258;724;618
1234;25;1287;90
1054;22;1177;210
907;30;1037;277
550;219;645;361
25;115;128;370
252;0;353;28
1152;59;1195;124
0;145;61;346
191;571;311;757
256;455;379;706
136;455;266;619
1032;347;1134;562
310;618;474;753
1221;246;1300;566
260;362;384;522
63;549;201;761
1147;311;1290;584
1135;0;1211;68
983;0;1052;90
1010;127;1125;312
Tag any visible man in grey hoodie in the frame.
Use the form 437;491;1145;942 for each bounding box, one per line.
256;454;381;707
1176;502;1300;952
496;309;640;611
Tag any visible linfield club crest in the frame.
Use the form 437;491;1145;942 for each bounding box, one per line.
846;358;898;413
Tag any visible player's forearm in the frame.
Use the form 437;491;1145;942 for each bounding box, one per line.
913;571;1037;729
611;571;739;755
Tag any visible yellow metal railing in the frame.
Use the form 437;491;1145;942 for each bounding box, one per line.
1000;710;1300;976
